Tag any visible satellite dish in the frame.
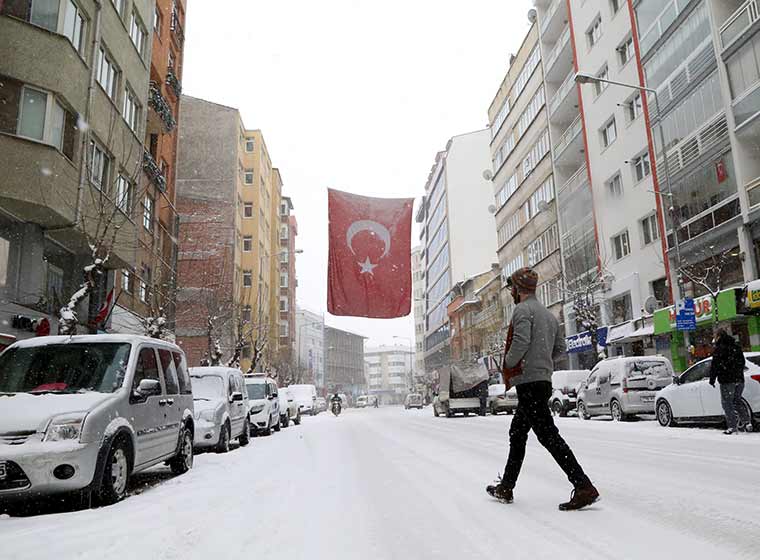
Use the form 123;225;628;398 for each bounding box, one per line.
482;169;493;181
644;296;659;315
527;9;537;23
488;204;497;215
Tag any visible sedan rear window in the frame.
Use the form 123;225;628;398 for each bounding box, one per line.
747;356;760;368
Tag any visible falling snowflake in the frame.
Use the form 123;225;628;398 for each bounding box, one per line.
76;115;90;132
40;167;52;177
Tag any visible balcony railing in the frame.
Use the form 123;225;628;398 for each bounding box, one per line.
473;304;501;325
553;115;582;159
540;0;563;36
549;71;576;116
149;82;177;133
545;25;570;74
170;10;185;45
166;68;182;98
720;0;759;49
143;149;167;192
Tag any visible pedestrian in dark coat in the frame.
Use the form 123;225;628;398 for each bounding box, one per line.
486;267;599;511
709;329;750;434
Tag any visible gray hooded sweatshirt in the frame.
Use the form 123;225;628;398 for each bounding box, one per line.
503;295;566;386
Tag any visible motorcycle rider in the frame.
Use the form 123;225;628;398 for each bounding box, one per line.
330;392;342;414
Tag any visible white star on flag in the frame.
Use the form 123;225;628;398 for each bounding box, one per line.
358;257;378;275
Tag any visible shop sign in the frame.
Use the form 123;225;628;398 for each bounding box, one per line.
739;279;760;314
566;327;608;354
667;295;713;327
675;298;696;331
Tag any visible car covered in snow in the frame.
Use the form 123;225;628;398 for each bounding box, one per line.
278;387;301;427
356;395;368;408
0;335;195;506
488;384;518;415
245;375;281;435
576;356;674;421
404;393;423;409
550;370;590;416
289;383;319;416
189;367;250;452
655;353;760;430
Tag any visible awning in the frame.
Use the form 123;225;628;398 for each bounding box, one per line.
607;321;635;343
613;324;654;344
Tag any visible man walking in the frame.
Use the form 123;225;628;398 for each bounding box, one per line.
486;268;599;511
709;329;750;434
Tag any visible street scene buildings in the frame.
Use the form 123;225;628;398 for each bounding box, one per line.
364;344;413;405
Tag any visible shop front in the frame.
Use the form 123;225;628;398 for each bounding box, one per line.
565;327;609;369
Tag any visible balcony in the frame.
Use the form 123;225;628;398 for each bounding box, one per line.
553;115;584;167
540;0;567;44
170;10;185;46
544;25;573;84
166;68;182;98
719;0;759;50
148;82;177;133
548;71;578;122
733;82;760;131
143;149;167;192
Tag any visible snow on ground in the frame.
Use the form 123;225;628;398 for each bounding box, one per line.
2;407;759;560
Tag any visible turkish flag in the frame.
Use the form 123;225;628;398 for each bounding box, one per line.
327;189;414;318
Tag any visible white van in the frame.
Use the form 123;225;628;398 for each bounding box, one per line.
0;335;195;506
189;367;250;452
288;384;318;416
244;375;280;435
550;370;591;417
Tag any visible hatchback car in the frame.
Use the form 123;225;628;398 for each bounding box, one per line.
189;367;250;452
655;353;760;430
245;375;280;435
278;387;301;427
356;395;368;408
489;384;518;415
0;335;194;506
404;393;423;409
550;370;590;417
576;356;673;420
289;384;318;416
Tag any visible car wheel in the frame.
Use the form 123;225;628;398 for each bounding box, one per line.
170;427;194;474
282;412;290;428
216;422;231;453
274;415;282;432
740;399;754;432
98;437;131;505
262;417;272;436
577;401;590;420
293;411;301;426
445;406;453;418
310;408;316;416
551;400;563;417
656;399;676;427
489;402;497;415
239;418;251;446
610;399;625;422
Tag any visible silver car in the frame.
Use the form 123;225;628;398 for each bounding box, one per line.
0;335;195;506
190;367;251;452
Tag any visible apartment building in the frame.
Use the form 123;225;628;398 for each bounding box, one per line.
364;345;413;405
411;246;425;377
324;326;366;398
415;129;498;374
487;23;563;328
278;196;297;369
295;306;325;389
0;0;182;341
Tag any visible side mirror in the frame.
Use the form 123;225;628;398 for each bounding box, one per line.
672;375;680;385
267;394;275;400
231;391;244;402
134;378;161;399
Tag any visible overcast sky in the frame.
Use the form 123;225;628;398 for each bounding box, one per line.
182;0;533;347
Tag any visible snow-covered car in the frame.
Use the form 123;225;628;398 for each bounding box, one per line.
550;370;590;416
189;367;250;452
577;356;674;421
0;335;195;506
655;353;760;430
289;383;318;416
404;393;423;409
278;387;301;427
356;395;368;408
489;384;518;415
245;375;280;435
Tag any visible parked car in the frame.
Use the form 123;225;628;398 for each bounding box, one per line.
577;356;674;420
488;384;518;415
245;375;281;435
655;353;760;430
550;370;591;416
189;367;250;452
404;393;424;409
356;395;368;408
278;387;301;427
289;384;319;416
0;335;195;506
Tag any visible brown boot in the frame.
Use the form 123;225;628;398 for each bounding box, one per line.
559;483;599;511
486;482;514;503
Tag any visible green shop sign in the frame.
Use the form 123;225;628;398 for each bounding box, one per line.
653;290;738;335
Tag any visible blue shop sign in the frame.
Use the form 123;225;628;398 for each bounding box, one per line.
566;327;609;354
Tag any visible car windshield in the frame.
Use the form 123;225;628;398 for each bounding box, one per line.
0;343;131;394
191;376;224;400
246;383;267;400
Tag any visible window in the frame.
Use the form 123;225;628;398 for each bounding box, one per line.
158;349;179;395
521;129;550;178
516;86;545;138
280;225;288;240
587;16;602;47
143;195;154;231
514;46;541;99
132;348;160;392
244;202;253;218
626;93;643;122
601;118;617;148
618;36;634;66
497;213;521;247
153;6;162;33
18;87;47;141
121;270;132;293
501;254;524;282
606;173;623;197
280;201;289;216
527;225;559;266
526;176;555;220
46;264;63;307
640;214;659;246
89;139;110;189
633;152;651;182
112;0;124;16
30;0;58;30
491;96;510;137
244;169;254;185
63;1;85;53
594;66;609;96
116;175;131;212
243;270;252;287
280;297;288;312
610;0;621;14
245;138;255;152
96;46;118;99
537;276;562;307
168;49;176;71
242;306;252;323
280;273;288;288
139;266;151;303
612;230;631;260
279;321;289;337
243;236;253;252
122;86;140;132
610;292;632;323
129;11;147;56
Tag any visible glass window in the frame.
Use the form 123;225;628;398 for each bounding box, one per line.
132;347;160;391
112;0;124;16
618;36;634;66
63;1;85;53
129;11;147;56
243;270;252;287
626;92;643;122
89;140;110;189
96;46;118;99
682;361;711;384
192;375;225;399
594;66;609;96
641;214;659;246
244;202;253;217
123;86;140;132
601;118;617;148
173;352;192;395
18;87;46;141
244;169;254;184
587;17;602;47
607;173;623;197
30;0;59;31
612;230;631;260
158;349;179;395
245;138;255;152
143;195;154;230
116;175;131;212
633;152;651;182
243;236;252;252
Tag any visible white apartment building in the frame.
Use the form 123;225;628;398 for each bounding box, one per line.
412;246;426;376
415;129;498;373
295;306;325;389
364;345;413;405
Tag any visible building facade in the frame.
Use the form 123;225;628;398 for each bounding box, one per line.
277;196;297;374
364;345;413;405
415;129;498;375
324;326;366;398
0;0;184;342
411;246;426;377
295;306;325;389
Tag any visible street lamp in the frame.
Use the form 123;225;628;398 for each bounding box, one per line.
573;72;684;301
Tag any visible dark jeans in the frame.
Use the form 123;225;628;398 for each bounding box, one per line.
503;381;590;489
720;382;749;430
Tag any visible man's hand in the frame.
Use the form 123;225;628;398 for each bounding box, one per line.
709;381;716;387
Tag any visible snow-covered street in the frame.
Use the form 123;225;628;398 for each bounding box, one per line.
2;407;760;560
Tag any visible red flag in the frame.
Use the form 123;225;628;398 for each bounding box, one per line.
94;288;114;325
327;189;414;318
